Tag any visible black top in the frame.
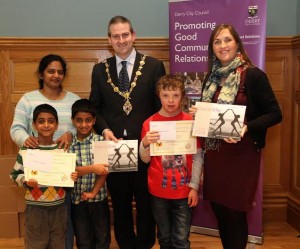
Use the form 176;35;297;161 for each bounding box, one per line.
243;67;282;149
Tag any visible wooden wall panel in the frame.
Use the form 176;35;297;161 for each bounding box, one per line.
287;39;300;231
264;47;293;196
288;97;300;229
263;124;282;185
0;37;299;237
265;58;286;91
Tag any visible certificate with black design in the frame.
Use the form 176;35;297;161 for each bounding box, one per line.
192;102;246;140
93;140;138;172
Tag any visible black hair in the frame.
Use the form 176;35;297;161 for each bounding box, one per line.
71;99;96;119
33;104;58;123
38;54;67;89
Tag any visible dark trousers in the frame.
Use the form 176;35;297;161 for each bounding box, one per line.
107;166;155;249
211;202;248;249
71;199;111;249
65;189;74;249
25;204;67;249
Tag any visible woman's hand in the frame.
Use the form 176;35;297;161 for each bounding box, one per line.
189;105;198;118
240;125;248;137
23;135;39;148
55;131;72;151
223;137;238;144
223;125;248;144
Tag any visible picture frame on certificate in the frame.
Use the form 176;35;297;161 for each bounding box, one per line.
93;140;138;172
192;102;246;141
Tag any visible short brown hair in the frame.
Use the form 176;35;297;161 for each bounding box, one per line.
156;74;186;98
107;16;134;36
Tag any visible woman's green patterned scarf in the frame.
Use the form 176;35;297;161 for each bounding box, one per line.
202;53;248;104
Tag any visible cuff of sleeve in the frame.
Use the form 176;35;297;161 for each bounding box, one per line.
68;130;76;137
21;176;27;188
102;129;111;136
188;182;199;191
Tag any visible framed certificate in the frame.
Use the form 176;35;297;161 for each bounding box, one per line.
149;120;197;156
192;102;246;140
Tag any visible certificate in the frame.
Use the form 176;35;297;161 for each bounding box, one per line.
192;102;246;140
150;120;197;156
23;149;76;187
93;140;138;172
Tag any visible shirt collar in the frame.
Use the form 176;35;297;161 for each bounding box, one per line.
73;132;94;144
116;48;136;66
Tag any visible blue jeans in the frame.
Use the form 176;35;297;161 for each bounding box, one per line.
150;195;192;249
71;198;111;249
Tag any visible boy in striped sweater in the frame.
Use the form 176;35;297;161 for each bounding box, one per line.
10;104;77;249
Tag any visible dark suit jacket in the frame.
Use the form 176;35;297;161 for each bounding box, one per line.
90;51;166;141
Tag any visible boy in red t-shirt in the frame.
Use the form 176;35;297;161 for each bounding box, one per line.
140;74;203;249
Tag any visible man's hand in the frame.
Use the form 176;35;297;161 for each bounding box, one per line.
103;129;118;142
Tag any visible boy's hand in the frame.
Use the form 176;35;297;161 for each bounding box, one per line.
143;131;160;148
25;179;38;188
71;171;78;182
188;188;199;207
23;136;39;148
81;191;96;201
93;164;109;175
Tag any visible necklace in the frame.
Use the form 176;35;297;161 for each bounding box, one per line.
104;55;146;115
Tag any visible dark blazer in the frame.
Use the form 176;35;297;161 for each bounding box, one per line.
90;51;166;140
244;67;282;149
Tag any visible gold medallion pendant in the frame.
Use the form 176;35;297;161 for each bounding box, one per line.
123;99;133;115
104;55;146;115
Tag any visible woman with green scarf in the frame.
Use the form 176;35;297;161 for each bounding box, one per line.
194;24;282;249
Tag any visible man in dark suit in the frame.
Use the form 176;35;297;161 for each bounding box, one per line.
89;16;166;249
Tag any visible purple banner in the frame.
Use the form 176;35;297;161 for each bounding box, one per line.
169;0;266;243
169;0;266;72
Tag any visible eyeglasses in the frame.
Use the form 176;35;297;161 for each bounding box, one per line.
110;32;130;40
